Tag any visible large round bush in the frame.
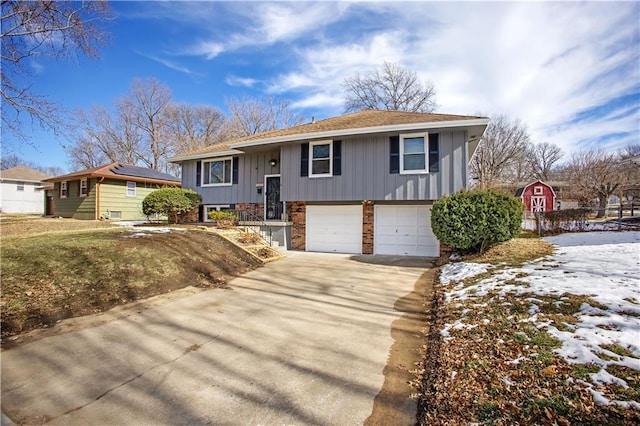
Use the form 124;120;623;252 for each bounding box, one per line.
431;189;523;253
142;187;202;223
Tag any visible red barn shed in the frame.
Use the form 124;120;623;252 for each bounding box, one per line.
515;180;556;215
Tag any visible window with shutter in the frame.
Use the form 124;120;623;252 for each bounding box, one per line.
201;158;233;186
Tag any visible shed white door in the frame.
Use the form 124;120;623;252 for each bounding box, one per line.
306;205;362;254
374;205;439;256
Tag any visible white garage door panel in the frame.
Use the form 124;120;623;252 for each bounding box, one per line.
375;205;439;256
306;205;362;254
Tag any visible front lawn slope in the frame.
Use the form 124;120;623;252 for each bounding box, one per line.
1;228;260;340
419;231;640;425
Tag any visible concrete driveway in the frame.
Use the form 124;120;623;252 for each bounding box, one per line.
1;252;432;425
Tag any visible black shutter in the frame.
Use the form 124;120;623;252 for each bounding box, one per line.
429;133;439;173
232;157;239;184
389;136;400;174
196;160;202;187
333;140;342;176
198;205;204;222
300;142;309;177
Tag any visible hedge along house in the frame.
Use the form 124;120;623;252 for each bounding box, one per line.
43;163;181;220
169;110;489;256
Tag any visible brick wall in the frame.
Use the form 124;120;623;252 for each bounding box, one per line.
362;201;374;254
235;203;264;220
289;201;306;250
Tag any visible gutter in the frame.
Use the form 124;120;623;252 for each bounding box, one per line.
169;149;245;163
96;176;104;220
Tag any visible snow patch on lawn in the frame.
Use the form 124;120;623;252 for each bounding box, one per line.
439;231;640;408
122;227;188;238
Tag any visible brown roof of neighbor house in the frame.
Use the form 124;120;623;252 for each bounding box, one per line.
0;165;51;182
174;110;489;159
43;163;181;186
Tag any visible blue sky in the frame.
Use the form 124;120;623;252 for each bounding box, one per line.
4;0;640;173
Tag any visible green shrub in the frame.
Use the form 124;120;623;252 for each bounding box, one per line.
431;189;523;253
207;210;238;222
142;187;202;224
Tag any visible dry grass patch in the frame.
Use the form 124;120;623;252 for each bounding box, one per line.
0;216;114;238
418;234;640;425
467;235;555;266
1;228;260;342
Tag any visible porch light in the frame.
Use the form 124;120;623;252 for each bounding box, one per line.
270;159;278;167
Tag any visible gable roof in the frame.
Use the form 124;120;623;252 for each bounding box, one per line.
0;165;51;183
515;180;557;198
170;110;490;162
43;163;180;185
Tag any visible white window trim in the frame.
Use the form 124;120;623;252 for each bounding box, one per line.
61;181;68;198
533;186;543;195
80;178;88;197
309;139;333;178
126;181;136;197
400;132;429;175
204;204;231;222
202;157;233;187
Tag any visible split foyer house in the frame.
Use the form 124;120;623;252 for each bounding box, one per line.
43;163;180;220
0;165;52;214
170;110;489;256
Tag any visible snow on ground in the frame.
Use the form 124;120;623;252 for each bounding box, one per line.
440;231;640;408
110;221;189;237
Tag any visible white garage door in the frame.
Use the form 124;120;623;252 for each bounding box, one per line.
374;205;439;256
306;205;362;254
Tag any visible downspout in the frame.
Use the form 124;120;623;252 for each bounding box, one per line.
96;177;105;219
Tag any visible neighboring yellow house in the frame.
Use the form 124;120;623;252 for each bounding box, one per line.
43;163;180;220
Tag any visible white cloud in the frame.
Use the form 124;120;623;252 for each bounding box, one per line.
137;52;196;75
258;1;638;157
189;41;225;60
225;75;259;88
184;2;346;59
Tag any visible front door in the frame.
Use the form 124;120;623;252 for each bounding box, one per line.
46;194;54;215
264;175;282;220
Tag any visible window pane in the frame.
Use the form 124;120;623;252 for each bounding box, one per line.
210;161;224;184
312;144;330;159
404;153;426;170
312;159;330;175
403;137;425;154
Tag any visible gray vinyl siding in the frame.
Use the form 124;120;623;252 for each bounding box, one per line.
281;130;468;202
181;130;469;204
183;149;280;204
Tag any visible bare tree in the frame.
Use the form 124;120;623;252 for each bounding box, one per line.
343;62;437;113
165;103;227;154
529;142;563;181
68;78;173;171
127;78;173;170
225;96;305;137
568;149;623;217
1;0;111;140
469;115;531;189
66;103;142;169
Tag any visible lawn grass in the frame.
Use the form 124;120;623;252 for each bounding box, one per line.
418;235;640;425
1;226;260;341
